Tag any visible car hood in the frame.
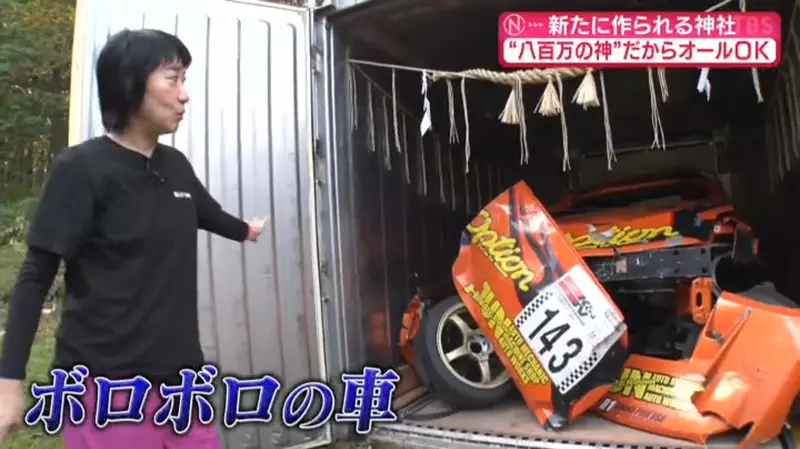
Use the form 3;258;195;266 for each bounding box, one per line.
554;202;728;256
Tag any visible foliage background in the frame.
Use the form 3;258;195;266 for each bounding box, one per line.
0;0;73;303
0;0;73;446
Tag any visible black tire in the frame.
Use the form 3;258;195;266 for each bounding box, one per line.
791;397;800;423
413;295;515;409
779;423;797;449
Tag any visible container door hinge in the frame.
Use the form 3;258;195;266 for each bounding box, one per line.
311;47;323;75
312;137;322;158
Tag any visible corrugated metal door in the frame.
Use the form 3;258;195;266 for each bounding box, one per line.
765;1;800;191
68;1;328;448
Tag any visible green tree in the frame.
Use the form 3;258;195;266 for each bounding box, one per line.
0;0;74;201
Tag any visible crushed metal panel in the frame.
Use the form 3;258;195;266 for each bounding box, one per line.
69;0;328;448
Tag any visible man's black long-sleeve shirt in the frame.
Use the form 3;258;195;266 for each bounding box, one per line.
0;136;249;381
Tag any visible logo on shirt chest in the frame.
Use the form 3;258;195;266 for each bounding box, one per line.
173;191;192;199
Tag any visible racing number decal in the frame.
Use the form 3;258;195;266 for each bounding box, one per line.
515;265;625;394
456;181;629;428
526;308;585;374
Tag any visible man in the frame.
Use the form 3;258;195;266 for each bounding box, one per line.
0;29;262;448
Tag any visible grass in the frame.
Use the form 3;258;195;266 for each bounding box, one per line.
0;244;23;303
0;301;63;449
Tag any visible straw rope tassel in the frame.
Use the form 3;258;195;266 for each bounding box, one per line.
460;77;471;174
657;68;670;102
419;133;428;195
500;75;530;167
751;69;764;103
499;78;522;124
599;71;616;170
366;83;376;152
498;74;528;166
463;152;471;213
391;70;403;153
381;96;392;170
435;139;445;204
414;133;428;196
401;114;411;184
447;145;456;209
347;53;359;130
647;68;666;150
446;80;459;144
420;71;433;136
416;134;423;194
571;69;600;109
516;78;529;166
430;66;587;85
570;69;607;168
534;74;570;170
535;75;561;117
555;74;570;171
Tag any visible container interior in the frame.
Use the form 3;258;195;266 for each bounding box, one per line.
320;0;798;446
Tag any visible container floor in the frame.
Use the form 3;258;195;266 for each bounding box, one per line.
376;390;786;449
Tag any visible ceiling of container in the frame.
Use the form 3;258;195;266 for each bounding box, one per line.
331;0;794;168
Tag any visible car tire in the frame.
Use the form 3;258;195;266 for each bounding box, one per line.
413;295;515;409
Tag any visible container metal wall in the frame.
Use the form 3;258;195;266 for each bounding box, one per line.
761;0;800;301
729;0;800;307
727;2;799;224
322;63;470;369
764;2;800;191
314;23;515;379
69;1;328;448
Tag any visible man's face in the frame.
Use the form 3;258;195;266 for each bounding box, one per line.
137;60;189;135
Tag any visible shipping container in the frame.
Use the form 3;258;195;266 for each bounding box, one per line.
69;0;800;447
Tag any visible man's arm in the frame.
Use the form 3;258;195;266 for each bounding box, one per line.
0;150;93;379
0;248;60;379
193;175;250;242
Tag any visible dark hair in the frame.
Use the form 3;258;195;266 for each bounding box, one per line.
96;29;192;132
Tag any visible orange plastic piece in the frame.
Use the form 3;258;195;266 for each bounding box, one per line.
675;277;714;325
595;291;800;449
399;296;423;365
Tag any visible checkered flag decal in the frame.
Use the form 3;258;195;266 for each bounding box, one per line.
515;291;551;327
556;352;600;393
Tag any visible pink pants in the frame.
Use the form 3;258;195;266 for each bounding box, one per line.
61;378;223;449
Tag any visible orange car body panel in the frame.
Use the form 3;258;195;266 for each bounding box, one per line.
674;277;715;325
399;296;423;365
551;173;742;258
449;181;629;428
595;291;800;449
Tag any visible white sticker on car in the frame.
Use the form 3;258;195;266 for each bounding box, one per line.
516;265;626;394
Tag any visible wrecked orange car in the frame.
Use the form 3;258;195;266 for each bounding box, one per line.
595;287;800;449
399;174;799;448
407;180;630;428
552;171;747;257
